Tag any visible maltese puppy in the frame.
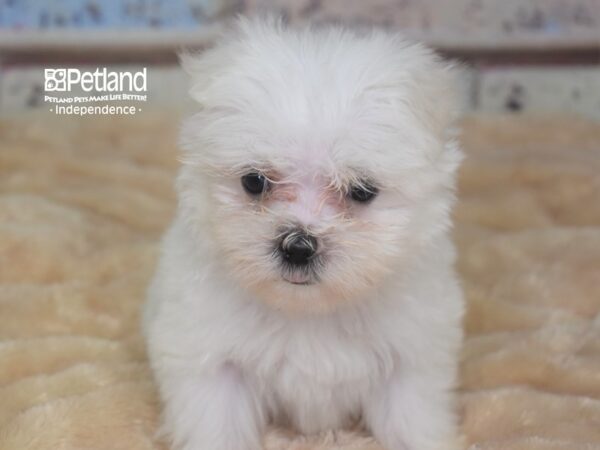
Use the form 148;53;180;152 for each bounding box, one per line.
144;17;464;450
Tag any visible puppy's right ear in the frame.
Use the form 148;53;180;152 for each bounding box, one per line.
179;50;215;106
180;16;284;106
179;51;201;79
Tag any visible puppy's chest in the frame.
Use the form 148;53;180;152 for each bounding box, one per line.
241;322;394;431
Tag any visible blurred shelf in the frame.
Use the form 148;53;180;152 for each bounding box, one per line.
406;30;600;53
1;26;598;52
0;26;222;54
0;26;597;66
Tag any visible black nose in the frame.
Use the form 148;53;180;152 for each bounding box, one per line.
279;230;318;266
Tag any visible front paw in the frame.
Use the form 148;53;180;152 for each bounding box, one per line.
364;371;461;450
157;364;265;450
161;410;265;450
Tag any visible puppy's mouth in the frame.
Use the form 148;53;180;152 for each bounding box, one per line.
282;271;316;286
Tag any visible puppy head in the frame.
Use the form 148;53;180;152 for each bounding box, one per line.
178;18;462;314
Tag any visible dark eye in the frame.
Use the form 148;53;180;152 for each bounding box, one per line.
241;172;269;196
349;181;378;203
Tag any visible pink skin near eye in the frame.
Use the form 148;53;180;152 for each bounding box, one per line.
269;174;343;227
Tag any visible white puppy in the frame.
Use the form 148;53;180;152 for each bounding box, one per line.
144;17;464;450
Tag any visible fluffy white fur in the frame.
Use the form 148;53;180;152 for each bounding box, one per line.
144;18;464;450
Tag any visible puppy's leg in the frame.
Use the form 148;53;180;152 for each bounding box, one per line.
364;368;461;450
159;362;265;450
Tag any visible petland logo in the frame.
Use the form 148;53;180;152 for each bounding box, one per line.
45;68;147;92
44;67;148;116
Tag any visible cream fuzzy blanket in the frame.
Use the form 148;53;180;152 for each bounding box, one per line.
0;113;599;450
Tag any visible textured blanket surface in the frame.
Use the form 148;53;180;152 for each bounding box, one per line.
0;112;599;450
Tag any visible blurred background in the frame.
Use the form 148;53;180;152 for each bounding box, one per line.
0;0;599;119
1;4;599;449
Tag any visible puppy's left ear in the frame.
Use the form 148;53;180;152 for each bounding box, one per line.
413;56;464;140
410;54;465;177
